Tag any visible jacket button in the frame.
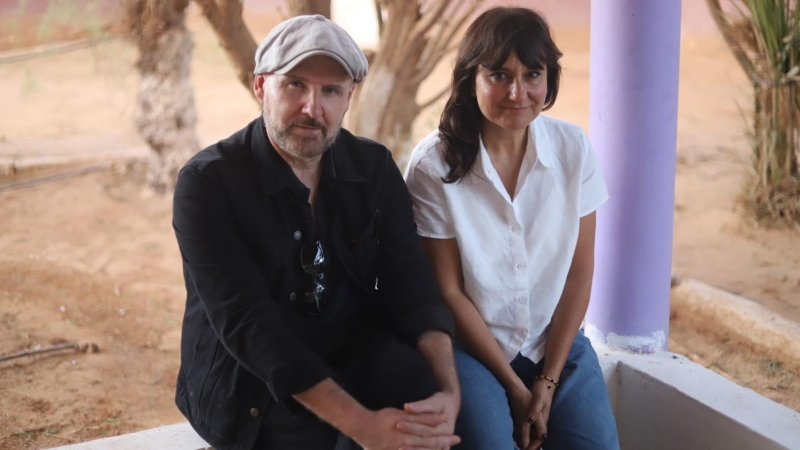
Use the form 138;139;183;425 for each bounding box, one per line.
293;230;302;240
289;292;297;301
249;407;260;418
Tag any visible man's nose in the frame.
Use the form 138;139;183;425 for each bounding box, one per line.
301;90;324;119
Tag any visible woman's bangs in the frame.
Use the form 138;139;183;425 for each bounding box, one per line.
478;27;548;71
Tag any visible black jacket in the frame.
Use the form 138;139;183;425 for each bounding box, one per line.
172;117;454;450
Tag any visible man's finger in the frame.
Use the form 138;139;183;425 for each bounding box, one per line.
396;420;450;437
400;413;446;426
400;433;461;450
404;399;444;415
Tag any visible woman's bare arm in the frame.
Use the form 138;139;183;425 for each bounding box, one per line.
419;237;527;395
540;212;598;383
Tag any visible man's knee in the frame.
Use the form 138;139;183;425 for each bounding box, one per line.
344;333;437;410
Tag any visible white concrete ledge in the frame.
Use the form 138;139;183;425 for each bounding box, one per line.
598;350;800;450
49;350;800;450
45;423;211;450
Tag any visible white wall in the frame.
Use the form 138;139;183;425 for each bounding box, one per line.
599;351;800;450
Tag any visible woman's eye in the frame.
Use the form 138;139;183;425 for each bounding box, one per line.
528;71;540;79
490;72;506;80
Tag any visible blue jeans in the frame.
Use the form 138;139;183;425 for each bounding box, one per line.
454;332;620;450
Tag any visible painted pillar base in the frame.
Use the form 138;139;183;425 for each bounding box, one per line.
586;0;682;353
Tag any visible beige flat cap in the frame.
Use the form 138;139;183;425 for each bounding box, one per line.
254;14;369;83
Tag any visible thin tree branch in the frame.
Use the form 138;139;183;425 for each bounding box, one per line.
418;83;451;110
0;342;99;363
437;0;482;54
411;45;457;85
0;164;111;193
414;0;480;85
375;0;384;37
417;3;452;68
408;0;452;47
381;1;418;68
195;0;259;102
285;0;331;18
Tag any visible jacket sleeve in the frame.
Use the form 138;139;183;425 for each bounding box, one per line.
173;164;334;401
376;152;456;343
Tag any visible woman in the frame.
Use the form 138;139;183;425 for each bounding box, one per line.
404;7;620;450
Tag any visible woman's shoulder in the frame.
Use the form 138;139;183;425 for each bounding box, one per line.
406;129;449;177
533;115;592;167
535;115;588;144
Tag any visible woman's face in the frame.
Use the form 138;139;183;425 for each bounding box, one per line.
474;51;548;133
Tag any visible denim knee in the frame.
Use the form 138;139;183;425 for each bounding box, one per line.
453;345;515;450
543;333;620;450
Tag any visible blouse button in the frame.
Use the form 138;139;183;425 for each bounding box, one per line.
512;226;519;232
293;230;302;240
249;407;260;418
289;292;297;301
516;263;524;269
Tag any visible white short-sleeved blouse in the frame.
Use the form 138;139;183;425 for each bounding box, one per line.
404;115;608;363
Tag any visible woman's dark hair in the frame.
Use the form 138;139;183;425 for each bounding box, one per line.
439;7;562;183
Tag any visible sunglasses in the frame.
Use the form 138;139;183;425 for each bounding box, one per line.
300;240;327;316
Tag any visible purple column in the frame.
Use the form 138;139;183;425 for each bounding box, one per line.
585;0;682;353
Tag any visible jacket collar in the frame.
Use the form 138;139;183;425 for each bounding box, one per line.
251;116;366;196
328;129;368;184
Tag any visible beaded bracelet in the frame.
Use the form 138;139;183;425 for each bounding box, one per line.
534;374;559;390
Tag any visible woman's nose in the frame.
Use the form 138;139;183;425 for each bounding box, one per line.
508;78;523;100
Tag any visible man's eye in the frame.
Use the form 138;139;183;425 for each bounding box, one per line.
289;80;303;88
323;87;341;95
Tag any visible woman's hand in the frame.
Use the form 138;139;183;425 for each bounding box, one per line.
507;384;533;449
524;378;556;449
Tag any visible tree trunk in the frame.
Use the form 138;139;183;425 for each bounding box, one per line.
124;0;200;193
348;0;480;163
349;60;422;167
194;0;323;104
286;0;331;18
195;0;258;98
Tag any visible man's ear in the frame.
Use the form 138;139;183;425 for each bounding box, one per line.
343;82;357;114
253;74;267;103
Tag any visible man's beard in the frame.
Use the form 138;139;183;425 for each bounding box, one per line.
263;101;341;160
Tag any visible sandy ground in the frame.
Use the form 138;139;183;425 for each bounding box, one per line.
1;2;800;448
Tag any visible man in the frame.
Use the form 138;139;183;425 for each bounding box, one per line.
172;15;460;450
